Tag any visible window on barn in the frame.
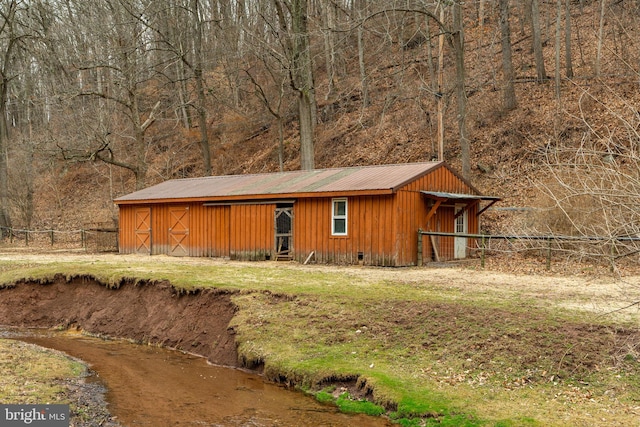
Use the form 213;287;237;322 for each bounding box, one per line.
332;198;348;236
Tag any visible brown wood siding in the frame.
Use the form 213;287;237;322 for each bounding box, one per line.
118;202;232;257
117;164;484;265
205;205;230;257
393;165;480;264
293;195;396;266
118;204;139;254
229;204;275;260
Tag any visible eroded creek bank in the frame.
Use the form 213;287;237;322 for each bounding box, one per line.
0;275;239;366
0;275;392;426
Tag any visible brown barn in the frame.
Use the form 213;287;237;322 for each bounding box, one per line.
114;162;498;266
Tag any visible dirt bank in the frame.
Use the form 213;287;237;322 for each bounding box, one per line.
0;275;239;367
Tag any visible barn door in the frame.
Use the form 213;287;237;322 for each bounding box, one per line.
454;204;468;259
274;206;293;260
169;206;190;257
134;207;151;254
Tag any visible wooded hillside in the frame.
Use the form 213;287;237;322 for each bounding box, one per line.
1;0;638;241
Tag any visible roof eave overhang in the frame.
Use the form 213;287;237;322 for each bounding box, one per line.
114;188;395;205
421;190;500;200
390;161;444;191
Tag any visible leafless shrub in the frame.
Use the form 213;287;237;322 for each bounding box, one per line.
532;86;640;268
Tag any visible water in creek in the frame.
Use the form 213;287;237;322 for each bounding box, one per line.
11;330;393;426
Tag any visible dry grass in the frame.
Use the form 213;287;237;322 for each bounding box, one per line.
1;250;640;425
0;339;85;404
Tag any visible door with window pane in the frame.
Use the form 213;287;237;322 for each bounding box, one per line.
275;206;293;260
454;204;467;259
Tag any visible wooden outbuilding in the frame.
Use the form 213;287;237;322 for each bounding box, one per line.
114;162;499;266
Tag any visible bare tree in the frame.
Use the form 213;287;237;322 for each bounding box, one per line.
272;0;317;170
451;0;470;179
355;0;369;110
564;0;573;78
245;64;289;172
595;0;606;77
555;0;562;100
531;0;547;82
536;86;640;268
499;0;517;110
190;0;213;176
0;1;26;233
62;0;163;190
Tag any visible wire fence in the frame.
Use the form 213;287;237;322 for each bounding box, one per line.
0;225;637;268
0;226;119;252
418;230;640;271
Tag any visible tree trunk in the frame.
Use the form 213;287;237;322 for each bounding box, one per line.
452;1;470;179
499;0;517;110
274;0;316;170
298;90;315;170
0;78;10;232
357;13;368;109
131;96;149;191
437;6;445;161
555;0;562;100
531;0;547;82
564;0;574;78
521;0;532;36
292;0;315;169
596;0;606;77
321;0;336;102
0;0;18;233
191;0;212;176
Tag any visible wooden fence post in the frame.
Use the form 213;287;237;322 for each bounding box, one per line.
50;230;54;246
25;230;29;246
481;234;486;268
417;228;423;266
546;238;552;270
610;239;616;273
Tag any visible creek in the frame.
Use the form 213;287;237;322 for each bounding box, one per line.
8;330;393;426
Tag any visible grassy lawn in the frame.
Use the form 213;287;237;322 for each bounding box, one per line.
1;252;639;426
0;339;85;404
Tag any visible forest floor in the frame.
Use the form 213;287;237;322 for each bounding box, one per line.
1;250;639;426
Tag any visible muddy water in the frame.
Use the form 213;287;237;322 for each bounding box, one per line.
14;331;392;427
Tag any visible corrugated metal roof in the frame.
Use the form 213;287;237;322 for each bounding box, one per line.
115;162;444;203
